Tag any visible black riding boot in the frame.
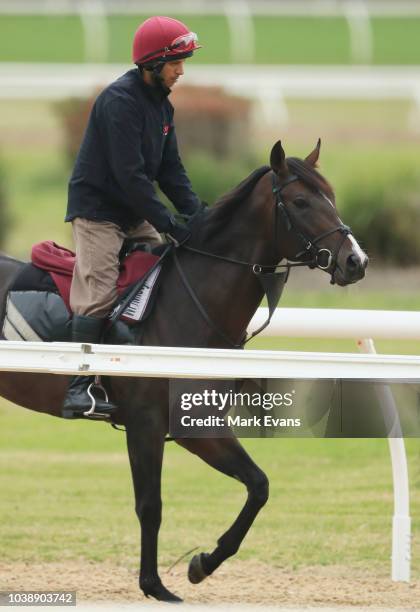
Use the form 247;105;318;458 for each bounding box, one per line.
62;315;117;420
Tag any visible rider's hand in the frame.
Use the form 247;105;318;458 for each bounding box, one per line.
165;223;191;247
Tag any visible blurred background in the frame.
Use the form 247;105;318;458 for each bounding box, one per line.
0;0;420;351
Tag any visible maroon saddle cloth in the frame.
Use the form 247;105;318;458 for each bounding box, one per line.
31;240;159;313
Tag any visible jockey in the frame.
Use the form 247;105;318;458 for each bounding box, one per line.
62;16;202;419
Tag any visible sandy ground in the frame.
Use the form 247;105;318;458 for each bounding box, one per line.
0;560;419;609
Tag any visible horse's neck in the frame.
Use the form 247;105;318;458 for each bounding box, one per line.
179;173;275;345
201;172;275;266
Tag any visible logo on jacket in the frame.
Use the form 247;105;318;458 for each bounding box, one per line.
163;124;170;136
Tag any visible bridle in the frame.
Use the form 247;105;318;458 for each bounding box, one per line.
272;172;352;275
173;170;353;348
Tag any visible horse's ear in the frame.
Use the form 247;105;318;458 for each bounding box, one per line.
305;138;321;167
270;140;288;176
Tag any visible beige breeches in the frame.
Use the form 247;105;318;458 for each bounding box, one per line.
70;217;163;318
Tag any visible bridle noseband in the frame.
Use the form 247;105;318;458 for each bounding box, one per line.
272;172;352;275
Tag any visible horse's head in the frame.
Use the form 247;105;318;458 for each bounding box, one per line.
270;140;368;286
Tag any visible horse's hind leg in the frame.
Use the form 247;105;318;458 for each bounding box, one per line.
125;407;182;603
176;437;269;582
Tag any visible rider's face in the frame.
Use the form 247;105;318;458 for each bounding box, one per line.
159;60;185;88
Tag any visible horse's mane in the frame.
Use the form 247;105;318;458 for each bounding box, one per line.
193;166;270;238
214;165;271;211
194;157;334;239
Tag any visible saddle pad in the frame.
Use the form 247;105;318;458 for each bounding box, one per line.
2;291;71;342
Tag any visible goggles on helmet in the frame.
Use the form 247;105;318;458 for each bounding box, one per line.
171;32;198;51
140;31;199;63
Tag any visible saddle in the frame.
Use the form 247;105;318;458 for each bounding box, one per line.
2;240;164;344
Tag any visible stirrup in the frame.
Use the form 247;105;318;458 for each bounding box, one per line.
83;375;113;420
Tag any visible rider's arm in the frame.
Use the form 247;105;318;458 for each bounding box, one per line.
156;121;201;218
99;95;175;232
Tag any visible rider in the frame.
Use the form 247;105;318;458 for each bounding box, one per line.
62;16;202;419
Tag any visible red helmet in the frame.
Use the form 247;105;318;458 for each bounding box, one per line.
132;16;201;65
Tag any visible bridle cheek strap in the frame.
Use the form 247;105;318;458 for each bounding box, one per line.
272;172;353;276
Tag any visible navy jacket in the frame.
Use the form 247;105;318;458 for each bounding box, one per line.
65;69;200;232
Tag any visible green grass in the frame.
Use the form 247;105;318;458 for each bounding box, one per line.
0;401;419;575
1;14;420;64
0;15;86;63
373;17;420;64
254;16;350;64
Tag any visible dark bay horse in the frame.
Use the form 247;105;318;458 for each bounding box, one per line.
0;141;367;602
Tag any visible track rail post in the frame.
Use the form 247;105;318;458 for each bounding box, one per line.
358;338;411;582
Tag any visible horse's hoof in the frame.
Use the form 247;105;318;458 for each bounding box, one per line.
141;577;182;603
188;552;210;584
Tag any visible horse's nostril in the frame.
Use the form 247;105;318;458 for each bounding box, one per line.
346;253;368;278
347;254;359;270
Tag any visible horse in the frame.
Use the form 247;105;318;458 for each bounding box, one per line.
0;141;368;602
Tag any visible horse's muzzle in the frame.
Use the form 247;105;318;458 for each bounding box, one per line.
334;252;369;286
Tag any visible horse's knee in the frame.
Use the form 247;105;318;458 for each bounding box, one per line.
136;496;162;526
249;471;269;509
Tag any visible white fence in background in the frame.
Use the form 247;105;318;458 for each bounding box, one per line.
2;63;420;100
0;306;417;582
1;63;420;129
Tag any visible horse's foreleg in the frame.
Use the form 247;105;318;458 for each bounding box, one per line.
126;410;182;603
177;437;269;582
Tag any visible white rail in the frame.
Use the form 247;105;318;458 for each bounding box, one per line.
0;340;418;379
252;307;420;340
1;64;419;101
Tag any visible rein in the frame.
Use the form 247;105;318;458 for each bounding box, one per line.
173;171;353;349
173;245;287;349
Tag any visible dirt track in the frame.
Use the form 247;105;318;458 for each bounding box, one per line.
0;560;418;608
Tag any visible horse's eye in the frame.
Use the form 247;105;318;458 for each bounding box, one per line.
293;197;308;209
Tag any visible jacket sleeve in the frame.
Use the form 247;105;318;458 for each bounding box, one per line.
99;96;175;233
156;122;201;217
